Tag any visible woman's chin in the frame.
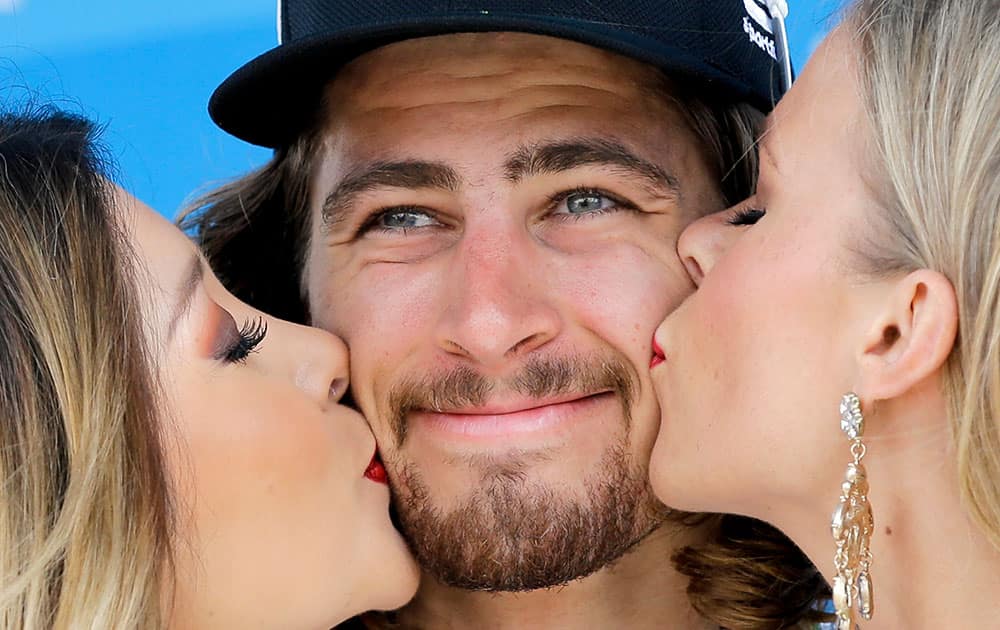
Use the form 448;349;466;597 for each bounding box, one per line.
356;526;421;615
647;433;699;513
383;537;421;610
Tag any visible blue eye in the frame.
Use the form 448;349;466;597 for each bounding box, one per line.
549;188;636;219
558;190;615;215
359;207;440;235
566;192;609;214
379;209;437;229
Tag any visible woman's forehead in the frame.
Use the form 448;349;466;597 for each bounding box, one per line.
112;185;200;325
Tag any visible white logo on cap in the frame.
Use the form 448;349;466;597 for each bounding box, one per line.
276;0;284;44
744;0;774;34
742;0;777;59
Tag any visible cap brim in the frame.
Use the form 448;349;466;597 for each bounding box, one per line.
210;14;779;148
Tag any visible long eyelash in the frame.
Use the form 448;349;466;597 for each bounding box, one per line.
224;316;267;364
727;206;766;226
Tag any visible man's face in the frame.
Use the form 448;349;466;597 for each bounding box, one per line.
305;32;724;590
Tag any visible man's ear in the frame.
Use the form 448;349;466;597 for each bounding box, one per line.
856;269;958;400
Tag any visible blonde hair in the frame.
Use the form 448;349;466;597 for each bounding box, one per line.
0;109;172;628
849;0;1000;547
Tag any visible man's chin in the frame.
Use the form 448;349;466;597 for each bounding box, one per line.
388;447;667;592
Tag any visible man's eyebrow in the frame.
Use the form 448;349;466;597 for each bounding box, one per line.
167;252;204;343
503;138;681;200
321;160;461;231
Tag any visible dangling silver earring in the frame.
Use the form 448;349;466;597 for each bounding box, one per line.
831;392;875;630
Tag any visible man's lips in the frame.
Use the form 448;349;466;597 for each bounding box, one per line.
430;391;610;416
364;449;388;484
411;391;614;440
650;336;666;369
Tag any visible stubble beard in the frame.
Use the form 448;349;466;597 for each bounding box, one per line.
381;353;670;592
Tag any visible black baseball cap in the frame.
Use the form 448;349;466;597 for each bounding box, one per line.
210;0;791;148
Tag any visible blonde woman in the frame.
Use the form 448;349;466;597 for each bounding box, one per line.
0;109;418;628
649;0;1000;628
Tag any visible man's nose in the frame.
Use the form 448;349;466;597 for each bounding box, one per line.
677;209;738;287
434;228;562;368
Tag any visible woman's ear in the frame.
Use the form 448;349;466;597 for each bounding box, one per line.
856;269;958;400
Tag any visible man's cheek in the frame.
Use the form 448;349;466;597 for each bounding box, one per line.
343;363;399;463
555;250;686;345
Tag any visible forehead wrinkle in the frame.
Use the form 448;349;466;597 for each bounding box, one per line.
330;49;666;121
333;36;663;95
342;84;650;127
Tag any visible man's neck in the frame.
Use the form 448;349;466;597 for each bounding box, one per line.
385;522;714;630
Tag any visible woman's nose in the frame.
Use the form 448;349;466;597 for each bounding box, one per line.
677;209;739;287
278;318;352;407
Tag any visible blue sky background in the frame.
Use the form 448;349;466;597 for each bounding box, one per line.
1;1;842;218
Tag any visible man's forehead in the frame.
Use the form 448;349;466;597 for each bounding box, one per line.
307;31;711;212
313;32;685;166
325;31;666;106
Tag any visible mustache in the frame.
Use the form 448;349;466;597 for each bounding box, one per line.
385;353;637;447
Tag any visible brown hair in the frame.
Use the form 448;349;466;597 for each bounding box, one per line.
671;514;831;628
181;73;830;629
0;108;172;628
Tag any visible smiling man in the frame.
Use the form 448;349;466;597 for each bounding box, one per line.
304;35;720;597
183;1;825;628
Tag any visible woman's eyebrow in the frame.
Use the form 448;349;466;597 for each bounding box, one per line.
167;252;204;343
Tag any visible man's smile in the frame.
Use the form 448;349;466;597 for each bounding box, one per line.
410;390;617;444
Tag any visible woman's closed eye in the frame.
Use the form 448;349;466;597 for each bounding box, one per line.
727;206;766;226
213;314;268;364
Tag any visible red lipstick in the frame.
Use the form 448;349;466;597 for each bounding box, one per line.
364;450;388;484
650;336;666;369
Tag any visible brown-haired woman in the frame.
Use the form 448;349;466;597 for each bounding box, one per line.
0;108;418;628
